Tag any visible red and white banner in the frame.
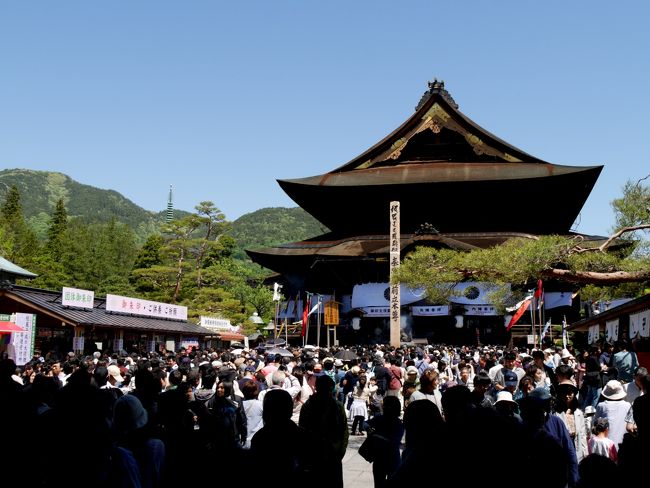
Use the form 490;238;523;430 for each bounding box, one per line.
506;298;531;330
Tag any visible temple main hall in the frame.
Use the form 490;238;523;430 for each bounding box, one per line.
247;80;604;346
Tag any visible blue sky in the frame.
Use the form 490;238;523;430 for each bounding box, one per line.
1;1;648;237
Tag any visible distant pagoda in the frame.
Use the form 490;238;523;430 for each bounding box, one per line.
166;185;174;223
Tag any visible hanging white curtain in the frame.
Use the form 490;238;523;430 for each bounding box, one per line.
605;319;619;342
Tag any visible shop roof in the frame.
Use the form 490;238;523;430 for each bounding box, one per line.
0;285;212;335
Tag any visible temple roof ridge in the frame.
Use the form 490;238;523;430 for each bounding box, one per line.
415;78;458;111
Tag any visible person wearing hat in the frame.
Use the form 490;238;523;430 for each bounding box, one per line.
554;380;589;462
519;387;579;487
340;364;360;401
112;394;166;488
107;364;126;391
333;359;346;402
595;379;632;446
560;348;577;370
493;351;525;394
494;390;522;425
405;365;420;388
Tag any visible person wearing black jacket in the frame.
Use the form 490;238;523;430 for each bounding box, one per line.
205;379;247;450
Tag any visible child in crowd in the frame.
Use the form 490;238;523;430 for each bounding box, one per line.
588;417;618;463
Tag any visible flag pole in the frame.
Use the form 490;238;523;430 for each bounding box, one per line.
326;296;330;349
537;295;544;347
316;294;321;348
304;292;310;346
529;292;535;345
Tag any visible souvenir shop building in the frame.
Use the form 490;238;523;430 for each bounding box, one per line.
0;282;244;365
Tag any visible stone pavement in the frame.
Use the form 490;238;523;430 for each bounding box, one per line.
343;430;375;488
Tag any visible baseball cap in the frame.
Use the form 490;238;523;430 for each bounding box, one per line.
528;387;551;401
503;370;518;387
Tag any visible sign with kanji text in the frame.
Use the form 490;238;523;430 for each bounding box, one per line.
10;313;36;366
62;287;94;309
200;316;232;331
106;294;188;320
324;300;339;325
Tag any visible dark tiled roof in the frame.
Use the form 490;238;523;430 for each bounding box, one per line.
2;285;212;335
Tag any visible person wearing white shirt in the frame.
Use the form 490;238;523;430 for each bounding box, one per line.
624;366;647;404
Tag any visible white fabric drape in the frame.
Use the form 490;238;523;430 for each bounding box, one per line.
630;309;650;338
544;292;573;310
588;324;600;344
605;319;619;342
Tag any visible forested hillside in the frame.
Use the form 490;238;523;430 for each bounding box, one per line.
0;169;325;253
231;207;328;256
0;169;173;241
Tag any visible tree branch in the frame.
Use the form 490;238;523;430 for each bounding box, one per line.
570;224;650;253
597;224;650;252
542;268;650;285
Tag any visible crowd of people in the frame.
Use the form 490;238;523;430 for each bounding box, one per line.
0;338;648;488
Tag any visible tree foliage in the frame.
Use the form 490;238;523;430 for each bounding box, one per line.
230;206;328;259
0;185;40;265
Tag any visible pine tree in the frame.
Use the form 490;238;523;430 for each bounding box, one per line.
0;185;39;263
45;198;68;261
1;185;23;225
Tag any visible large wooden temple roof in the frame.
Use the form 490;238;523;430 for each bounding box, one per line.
249;81;605;287
277;80;602;235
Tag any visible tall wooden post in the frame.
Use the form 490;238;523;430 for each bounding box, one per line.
389;201;401;348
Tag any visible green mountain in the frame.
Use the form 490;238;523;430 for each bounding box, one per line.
0;168;172;241
0;169;327;252
231;207;328;254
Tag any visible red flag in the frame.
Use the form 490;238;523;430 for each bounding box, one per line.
534;279;543;298
507;299;531;331
301;296;310;337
